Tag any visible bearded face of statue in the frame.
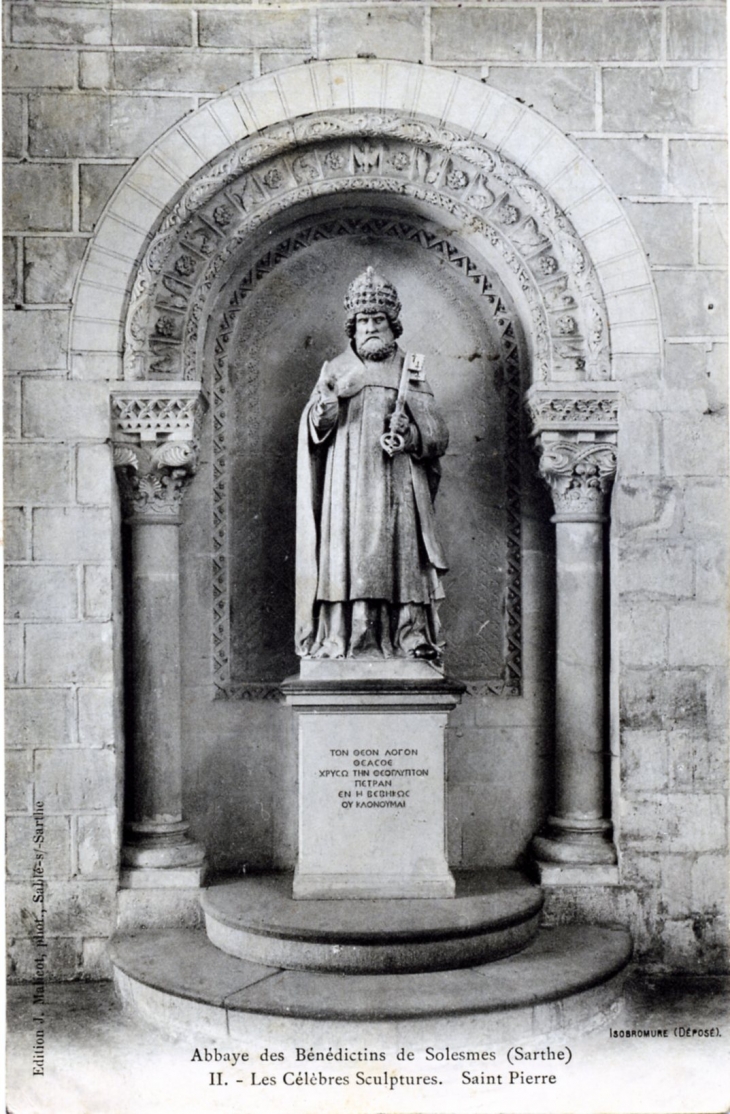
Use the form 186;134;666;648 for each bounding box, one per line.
354;312;397;362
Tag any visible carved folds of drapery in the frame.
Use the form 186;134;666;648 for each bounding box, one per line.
525;385;619;520
111;385;206;521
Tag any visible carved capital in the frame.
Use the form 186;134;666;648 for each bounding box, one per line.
111;383;206;522
526;385;619;519
537;436;617;519
113;440;199;521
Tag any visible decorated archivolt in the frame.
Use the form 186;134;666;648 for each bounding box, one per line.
124;112;611;386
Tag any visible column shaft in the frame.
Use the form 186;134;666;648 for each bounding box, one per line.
128;521;184;828
554;519;604;821
530;430;618;869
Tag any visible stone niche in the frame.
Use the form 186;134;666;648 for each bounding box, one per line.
112;105;619;878
218;204;527;692
178;193;554;872
95;63;649;1027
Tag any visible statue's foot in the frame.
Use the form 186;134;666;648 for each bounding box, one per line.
412;643;439;660
311;641;345;659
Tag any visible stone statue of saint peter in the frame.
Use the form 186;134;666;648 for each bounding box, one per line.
295;266;449;661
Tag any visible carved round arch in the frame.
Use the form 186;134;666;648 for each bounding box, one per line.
123;120;610;387
70;59;661;384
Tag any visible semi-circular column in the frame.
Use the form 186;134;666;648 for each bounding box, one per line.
526;388;619;873
112;385;206;882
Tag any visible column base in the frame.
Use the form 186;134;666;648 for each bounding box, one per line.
532;816;617;867
122;821;206;872
117;885;205;931
118;823;206;929
120;865;206;889
535;862;619;887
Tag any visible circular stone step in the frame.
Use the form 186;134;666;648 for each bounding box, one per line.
109;923;633;1030
201;870;543;973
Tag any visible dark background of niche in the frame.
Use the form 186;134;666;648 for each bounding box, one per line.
225;224;517;683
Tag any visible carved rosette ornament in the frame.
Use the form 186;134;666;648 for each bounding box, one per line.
111;385;206;522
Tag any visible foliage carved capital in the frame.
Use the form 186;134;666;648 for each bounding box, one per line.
536;433;617;519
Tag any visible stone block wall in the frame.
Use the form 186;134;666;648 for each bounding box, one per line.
4;1;728;977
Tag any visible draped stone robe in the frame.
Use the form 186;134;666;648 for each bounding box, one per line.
295;344;449;658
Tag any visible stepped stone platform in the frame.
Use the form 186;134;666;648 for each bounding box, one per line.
200;870;543;973
109;871;632;1034
109;923;632;1033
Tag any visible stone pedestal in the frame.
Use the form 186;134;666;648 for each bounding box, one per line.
526;388;619;874
283;662;462;899
112;385;207;901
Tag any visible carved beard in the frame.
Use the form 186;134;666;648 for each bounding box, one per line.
356;336;397;362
